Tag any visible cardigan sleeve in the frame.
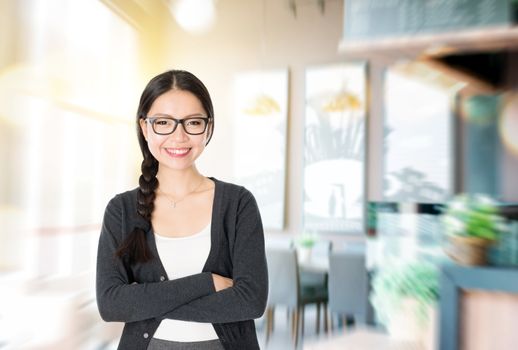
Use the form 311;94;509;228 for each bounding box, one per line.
159;189;268;323
95;194;216;323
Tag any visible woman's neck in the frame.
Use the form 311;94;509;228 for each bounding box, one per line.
156;165;206;197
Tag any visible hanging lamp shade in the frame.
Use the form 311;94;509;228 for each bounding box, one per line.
170;0;216;34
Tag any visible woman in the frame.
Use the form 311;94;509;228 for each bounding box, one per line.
96;70;268;350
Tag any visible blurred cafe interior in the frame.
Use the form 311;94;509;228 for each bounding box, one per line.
1;0;518;349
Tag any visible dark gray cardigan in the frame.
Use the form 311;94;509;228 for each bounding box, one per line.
96;177;268;349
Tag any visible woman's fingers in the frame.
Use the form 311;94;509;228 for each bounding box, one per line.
212;273;233;291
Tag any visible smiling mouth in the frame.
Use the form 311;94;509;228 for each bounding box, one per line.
165;148;191;157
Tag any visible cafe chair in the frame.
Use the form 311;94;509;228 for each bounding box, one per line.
328;249;368;330
265;248;328;347
298;240;331;335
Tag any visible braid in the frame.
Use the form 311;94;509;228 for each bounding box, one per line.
138;155;159;219
116;154;158;264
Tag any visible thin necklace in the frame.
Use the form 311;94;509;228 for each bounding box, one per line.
158;177;205;208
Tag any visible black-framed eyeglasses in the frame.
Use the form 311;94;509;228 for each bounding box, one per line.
145;115;210;135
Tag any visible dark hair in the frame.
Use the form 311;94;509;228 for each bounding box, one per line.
115;70;215;264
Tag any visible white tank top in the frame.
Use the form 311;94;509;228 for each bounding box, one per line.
153;221;218;342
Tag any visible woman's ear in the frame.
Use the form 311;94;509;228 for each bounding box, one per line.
205;120;213;146
139;118;148;141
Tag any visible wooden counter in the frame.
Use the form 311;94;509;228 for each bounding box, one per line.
440;263;518;350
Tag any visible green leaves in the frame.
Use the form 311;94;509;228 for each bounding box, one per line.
296;232;317;248
442;194;506;241
370;261;439;327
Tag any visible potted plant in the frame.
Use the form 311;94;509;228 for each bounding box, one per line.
370;261;439;347
295;232;317;262
442;193;507;266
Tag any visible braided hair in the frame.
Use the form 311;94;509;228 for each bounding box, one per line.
115;70;215;264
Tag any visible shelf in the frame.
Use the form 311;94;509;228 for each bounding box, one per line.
338;25;518;59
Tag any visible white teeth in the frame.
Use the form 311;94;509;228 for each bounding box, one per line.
168;148;189;155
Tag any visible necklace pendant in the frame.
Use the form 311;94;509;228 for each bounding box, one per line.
173;201;177;208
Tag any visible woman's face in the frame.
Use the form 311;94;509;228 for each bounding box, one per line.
139;89;210;172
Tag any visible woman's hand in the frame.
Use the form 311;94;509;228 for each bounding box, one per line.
212;274;233;291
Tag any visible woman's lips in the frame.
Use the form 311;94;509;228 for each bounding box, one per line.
165;147;191;158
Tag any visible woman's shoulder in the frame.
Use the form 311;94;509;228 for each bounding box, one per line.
104;187;147;231
110;187;139;202
105;187;139;211
118;187;139;200
210;177;253;197
210;177;257;207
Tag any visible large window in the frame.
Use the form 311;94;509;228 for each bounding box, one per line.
0;1;142;347
383;63;459;203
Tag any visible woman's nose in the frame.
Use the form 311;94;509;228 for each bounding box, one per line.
170;123;189;141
